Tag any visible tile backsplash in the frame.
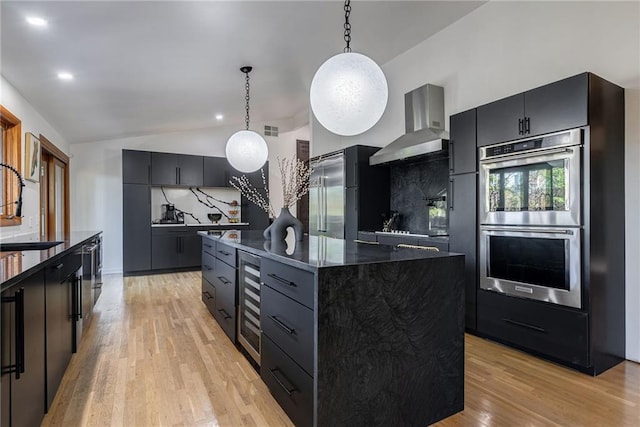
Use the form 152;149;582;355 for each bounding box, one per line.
389;157;449;234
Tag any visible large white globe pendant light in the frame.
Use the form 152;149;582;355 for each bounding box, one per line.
310;0;388;136
225;66;268;173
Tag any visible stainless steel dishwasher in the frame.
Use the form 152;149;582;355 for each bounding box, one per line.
237;250;261;365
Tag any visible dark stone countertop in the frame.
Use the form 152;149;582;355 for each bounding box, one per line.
199;230;461;273
1;231;102;291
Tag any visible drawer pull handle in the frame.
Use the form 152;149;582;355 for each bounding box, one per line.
218;250;232;256
218;309;232;320
203;265;212;271
54;263;64;270
204;243;212;248
267;273;296;287
502;318;546;333
269;315;295;335
202;291;213;300
268;368;296;396
217;276;231;285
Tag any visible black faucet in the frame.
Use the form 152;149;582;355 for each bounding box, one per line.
0;162;25;218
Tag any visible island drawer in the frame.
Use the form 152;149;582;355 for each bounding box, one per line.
202;239;216;256
261;335;313;427
261;259;314;309
202;251;216;284
47;251;82;284
214;257;236;288
214;279;236;342
262;284;314;376
477;290;589;366
201;278;216;316
215;241;236;268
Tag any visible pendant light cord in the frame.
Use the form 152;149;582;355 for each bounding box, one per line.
244;71;251;130
343;0;352;53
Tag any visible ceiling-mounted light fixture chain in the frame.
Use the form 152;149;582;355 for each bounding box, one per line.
343;0;352;53
244;71;251;130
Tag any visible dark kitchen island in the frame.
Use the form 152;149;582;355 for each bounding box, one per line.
199;230;465;426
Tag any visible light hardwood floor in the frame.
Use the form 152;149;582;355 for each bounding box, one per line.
43;272;640;426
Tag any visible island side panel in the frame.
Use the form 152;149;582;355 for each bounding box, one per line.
316;256;465;426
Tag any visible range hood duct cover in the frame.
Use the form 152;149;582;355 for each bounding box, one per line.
370;84;449;165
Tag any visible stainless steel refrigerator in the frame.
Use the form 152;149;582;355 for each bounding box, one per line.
309;152;345;239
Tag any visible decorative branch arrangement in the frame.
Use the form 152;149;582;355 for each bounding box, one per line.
229;156;312;218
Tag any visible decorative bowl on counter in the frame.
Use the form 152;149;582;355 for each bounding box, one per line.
207;213;222;224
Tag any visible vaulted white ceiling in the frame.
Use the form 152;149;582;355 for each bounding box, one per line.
1;1;484;143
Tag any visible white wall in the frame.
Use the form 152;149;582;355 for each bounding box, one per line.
311;1;640;361
0;76;70;239
70;122;306;275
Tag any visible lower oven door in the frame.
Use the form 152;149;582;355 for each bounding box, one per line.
479;225;582;309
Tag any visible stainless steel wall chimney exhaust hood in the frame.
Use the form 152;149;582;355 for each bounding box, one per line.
370;84;449;165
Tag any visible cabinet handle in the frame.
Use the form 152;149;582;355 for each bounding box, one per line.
449;179;454;211
218;250;232;256
518;118;524;135
502;318;546;333
202;291;213;300
218;308;232;320
269;315;295;335
267;273;296;287
77;275;83;320
1;288;26;379
204;243;212;248
449;141;454;173
268;368;296;396
217;276;231;285
54;263;64;270
203;264;212;271
525;117;531;134
178;167;181;184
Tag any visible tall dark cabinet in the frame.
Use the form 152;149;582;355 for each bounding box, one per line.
448;108;478;332
474;72;625;375
1;270;46;427
238;163;270;231
123;150;152;273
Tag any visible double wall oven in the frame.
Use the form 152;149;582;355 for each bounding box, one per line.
479;128;583;309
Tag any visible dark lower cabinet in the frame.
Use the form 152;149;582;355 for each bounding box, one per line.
45;253;81;409
1;270;46;427
123;184;151;273
477;290;589;367
261;335;313;427
201;238;237;342
152;229;203;270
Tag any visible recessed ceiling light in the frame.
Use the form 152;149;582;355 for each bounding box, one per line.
57;72;74;81
215;114;224;120
26;17;48;27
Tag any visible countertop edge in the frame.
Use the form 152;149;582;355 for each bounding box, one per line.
1;231;102;291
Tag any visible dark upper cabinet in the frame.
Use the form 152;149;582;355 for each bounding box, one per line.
178;154;204;187
524;73;588;137
203;157;231;187
342;145;390;238
1;270;46;427
151;152;203;186
476;93;524;147
449;109;477;175
122;150;151;184
241;162;269;231
477;73;589;146
123;184;151;273
448;173;477;331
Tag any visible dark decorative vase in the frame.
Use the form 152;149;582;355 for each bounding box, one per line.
263;207;303;243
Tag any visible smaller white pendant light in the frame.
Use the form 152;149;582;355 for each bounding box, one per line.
225;66;268;173
310;0;388;137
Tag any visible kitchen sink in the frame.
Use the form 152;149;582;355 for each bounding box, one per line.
0;241;63;251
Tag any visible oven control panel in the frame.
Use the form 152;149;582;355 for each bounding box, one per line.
482;128;582;160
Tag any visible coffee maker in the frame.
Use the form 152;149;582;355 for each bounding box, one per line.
160;204;180;223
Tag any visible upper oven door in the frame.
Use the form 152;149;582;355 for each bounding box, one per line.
479;131;582;227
